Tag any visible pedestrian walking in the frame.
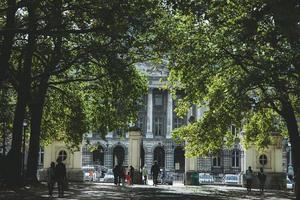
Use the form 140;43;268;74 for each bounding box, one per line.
245;166;253;193
121;166;126;186
257;167;266;194
113;164;119;185
129;165;134;185
47;162;56;197
142;165;148;185
55;158;67;198
151;161;160;186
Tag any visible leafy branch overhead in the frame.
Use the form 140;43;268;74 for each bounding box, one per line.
151;0;300;156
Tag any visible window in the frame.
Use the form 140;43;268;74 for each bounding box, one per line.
154;116;163;136
174;116;185;129
154;94;163;106
212;156;221;167
231;125;236;135
259;154;268;166
137;116;144;132
39;148;44;165
58;150;67;162
232;149;240;167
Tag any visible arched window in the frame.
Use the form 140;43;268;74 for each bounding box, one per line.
232;149;240;167
212;156;221;167
58;150;67;162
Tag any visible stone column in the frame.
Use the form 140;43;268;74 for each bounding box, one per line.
185;157;198;172
166;92;173;139
145;146;153;172
196;107;201;120
146;89;153;138
187;107;193;123
128;130;142;170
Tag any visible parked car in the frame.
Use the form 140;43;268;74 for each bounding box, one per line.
82;165;95;181
199;173;214;184
222;174;239;185
287;177;294;190
103;169;115;183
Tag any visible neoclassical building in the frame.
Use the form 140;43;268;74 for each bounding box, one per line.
39;64;288;188
81;63;245;177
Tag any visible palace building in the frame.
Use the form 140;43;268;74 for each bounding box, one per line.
81;63;244;177
40;63;288;188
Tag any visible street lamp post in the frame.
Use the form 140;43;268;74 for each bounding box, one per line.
22;120;28;178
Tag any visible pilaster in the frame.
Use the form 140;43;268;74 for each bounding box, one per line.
146;89;153;138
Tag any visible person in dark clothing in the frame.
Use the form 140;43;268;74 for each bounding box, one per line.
113;165;119;185
47;162;56;197
129;166;134;185
113;163;124;186
151;161;160;186
258;167;266;194
55;158;67;198
245;166;253;193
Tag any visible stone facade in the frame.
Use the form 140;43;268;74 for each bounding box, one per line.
81;65;244;178
40;64;287;188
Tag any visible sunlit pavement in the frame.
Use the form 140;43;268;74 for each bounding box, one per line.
0;181;294;200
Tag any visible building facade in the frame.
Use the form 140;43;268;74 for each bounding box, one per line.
81;64;244;177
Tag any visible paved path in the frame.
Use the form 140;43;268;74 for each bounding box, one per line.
0;182;295;200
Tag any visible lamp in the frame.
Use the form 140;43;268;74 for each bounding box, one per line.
22;120;28;178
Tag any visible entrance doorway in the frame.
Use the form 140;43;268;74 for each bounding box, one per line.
154;146;165;168
174;146;185;172
113;145;125;167
92;145;104;165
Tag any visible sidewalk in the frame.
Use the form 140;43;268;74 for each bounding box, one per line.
0;182;295;200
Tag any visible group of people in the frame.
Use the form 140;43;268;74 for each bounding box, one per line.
47;158;67;198
245;166;266;194
113;163;135;186
112;160;161;186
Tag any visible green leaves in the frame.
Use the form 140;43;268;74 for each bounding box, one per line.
152;0;299;156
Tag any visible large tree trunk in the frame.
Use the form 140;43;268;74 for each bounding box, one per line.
0;0;17;87
281;100;300;199
25;88;47;184
5;2;37;187
26;2;63;181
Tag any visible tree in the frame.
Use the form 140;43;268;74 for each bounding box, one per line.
152;0;300;198
1;0;161;185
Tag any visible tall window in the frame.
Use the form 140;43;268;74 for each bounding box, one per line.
212;156;221;167
137;116;144;133
38;148;44;166
231;125;236;135
154;94;163;106
154;116;163;136
232;149;240;167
